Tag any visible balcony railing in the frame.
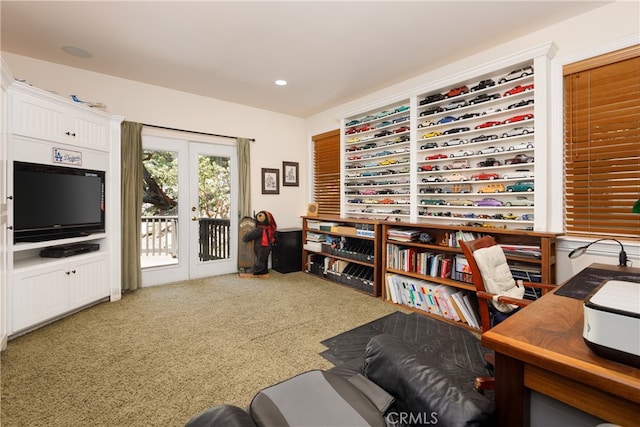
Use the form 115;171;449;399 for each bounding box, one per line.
141;216;231;263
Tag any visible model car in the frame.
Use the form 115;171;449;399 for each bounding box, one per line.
359;134;375;142
506;181;535;192
471;171;500;180
457;112;480;121
507;98;534;109
393;135;410;143
420;142;438;150
395;188;411;194
481;107;503;115
443;160;470;170
442;138;468;146
346;119;361;127
449;150;474;158
423;131;443;139
360;171;380;177
346;127;359;135
504;197;534;206
444;184;472;194
418;120;436;128
507;141;534;151
476;146;505;155
445;86;469;98
498;66;534;84
503;84;534;97
376;188;395;194
418;164;439;172
393;115;410;124
347;198;363;203
443;127;470;135
375;121;393;128
376;110;395;118
474;197;503;207
378;159;397;166
419;93;445;105
374;129;393;138
437;116;457;124
361;142;378;149
379;198;395;204
475;121;502;129
518;214;534;220
470;79;496;92
393;126;410;134
447;199;474;206
501;169;534;179
347;137;360;143
421;175;444;182
359;189;378;195
347;155;362;161
393;147;410;154
394;105;410;113
503;113;534;124
442;99;467;110
362;161;378;168
420;199;446;205
476;157;501;167
478;183;505;193
470;134;498;143
503;213;519;220
468;93;500;104
426;153;447;160
420;106;443;116
505;154;535;165
442;173;467;182
420;186;444;194
360;115;376;122
501;126;534;138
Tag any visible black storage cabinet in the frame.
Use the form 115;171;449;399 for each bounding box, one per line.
272;228;302;273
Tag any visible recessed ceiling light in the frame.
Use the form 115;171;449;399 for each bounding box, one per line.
62;46;92;58
275;80;287;86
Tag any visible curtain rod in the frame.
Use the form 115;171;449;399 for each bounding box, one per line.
142;123;255;142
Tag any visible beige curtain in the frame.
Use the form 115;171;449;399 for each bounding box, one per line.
237;137;251;218
121;121;143;291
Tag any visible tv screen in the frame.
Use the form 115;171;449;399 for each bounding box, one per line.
13;161;106;243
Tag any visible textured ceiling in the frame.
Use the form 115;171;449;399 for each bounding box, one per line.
1;1;609;117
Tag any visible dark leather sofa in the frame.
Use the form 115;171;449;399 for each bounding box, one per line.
185;333;495;427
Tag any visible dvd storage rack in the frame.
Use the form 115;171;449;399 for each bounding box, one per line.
380;220;559;331
301;216;382;296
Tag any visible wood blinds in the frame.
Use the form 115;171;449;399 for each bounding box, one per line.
564;45;640;239
312;129;340;216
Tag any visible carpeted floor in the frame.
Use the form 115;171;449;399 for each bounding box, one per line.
0;271;401;426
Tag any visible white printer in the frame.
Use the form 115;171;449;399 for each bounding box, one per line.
583;280;640;368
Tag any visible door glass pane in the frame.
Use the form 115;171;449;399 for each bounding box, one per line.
141;149;179;268
197;154;231;262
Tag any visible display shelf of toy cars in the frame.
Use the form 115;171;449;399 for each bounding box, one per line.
343;101;413;221
379;220;559;331
413;62;536;228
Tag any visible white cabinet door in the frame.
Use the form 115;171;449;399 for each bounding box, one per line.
10;90;109;151
68;256;109;308
11;265;69;333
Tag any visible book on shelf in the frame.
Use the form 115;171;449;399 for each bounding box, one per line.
499;244;542;258
462;293;481;330
306;232;326;242
452;291;480;329
434;285;460;322
387;228;421;242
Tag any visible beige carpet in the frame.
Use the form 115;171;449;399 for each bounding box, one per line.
0;271;400;426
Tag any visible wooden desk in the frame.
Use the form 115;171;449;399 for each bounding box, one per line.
482;263;640;426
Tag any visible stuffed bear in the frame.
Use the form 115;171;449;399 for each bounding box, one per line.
241;211;277;275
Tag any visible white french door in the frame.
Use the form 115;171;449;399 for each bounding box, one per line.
141;133;237;287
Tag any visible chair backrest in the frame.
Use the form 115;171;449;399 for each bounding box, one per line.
459;236;524;332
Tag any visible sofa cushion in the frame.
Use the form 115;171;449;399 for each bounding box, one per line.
363;334;495;427
249;370;391;427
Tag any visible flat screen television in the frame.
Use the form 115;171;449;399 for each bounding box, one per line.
13;161;106;243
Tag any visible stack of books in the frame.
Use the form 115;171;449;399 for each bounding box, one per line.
387;228;421;242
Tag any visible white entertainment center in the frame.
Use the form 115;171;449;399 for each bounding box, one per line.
1;63;123;345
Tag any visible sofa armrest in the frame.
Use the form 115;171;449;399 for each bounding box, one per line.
363;334;495;427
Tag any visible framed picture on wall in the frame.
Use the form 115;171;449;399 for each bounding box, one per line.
262;168;280;194
282;161;299;187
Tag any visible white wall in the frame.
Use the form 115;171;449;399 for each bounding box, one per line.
1;53;309;230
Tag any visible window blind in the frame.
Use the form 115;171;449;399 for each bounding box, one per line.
312;129;341;216
564;46;640;239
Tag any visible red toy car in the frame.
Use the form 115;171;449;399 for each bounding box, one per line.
474;121;502;129
426;153;448;160
503;113;534;124
503;84;534;96
445;86;469;98
471;172;500;181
